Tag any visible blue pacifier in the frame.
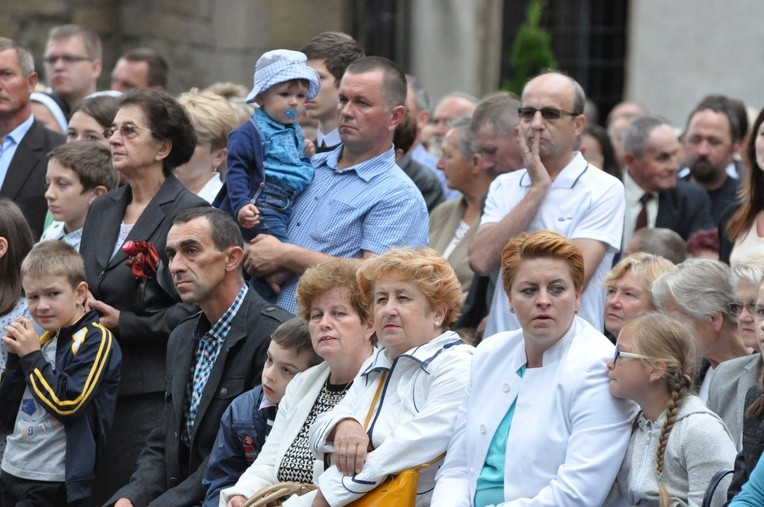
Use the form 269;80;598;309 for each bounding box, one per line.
286;108;298;120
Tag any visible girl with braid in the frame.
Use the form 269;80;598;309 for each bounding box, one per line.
607;312;736;506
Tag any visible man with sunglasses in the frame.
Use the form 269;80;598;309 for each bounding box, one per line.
469;71;625;337
43;24;102;117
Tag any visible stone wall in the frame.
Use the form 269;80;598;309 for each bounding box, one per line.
1;0;349;94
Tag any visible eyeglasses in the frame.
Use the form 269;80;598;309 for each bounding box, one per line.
43;55;93;66
104;123;155;140
613;346;647;363
729;301;758;316
518;107;581;121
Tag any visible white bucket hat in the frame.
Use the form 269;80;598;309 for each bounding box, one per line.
245;49;321;103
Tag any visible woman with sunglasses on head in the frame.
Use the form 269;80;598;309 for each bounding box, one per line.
433;230;635;506
608;311;736;507
79;89;209;504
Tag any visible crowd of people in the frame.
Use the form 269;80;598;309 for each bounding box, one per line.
4;21;764;507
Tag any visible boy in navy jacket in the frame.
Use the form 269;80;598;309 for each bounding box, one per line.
202;318;321;507
0;241;121;506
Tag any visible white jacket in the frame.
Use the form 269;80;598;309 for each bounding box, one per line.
309;331;474;507
219;362;331;506
432;317;638;506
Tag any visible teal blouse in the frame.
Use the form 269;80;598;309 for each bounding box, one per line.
474;365;526;507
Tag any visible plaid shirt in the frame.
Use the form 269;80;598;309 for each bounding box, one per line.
183;284;248;445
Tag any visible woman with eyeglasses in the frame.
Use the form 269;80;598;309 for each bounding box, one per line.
432;230;635;506
79;89;209;503
706;252;764;446
608;311;736;507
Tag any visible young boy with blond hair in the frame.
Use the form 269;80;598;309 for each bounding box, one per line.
40;141;121;250
202;318;321;507
0;241;121;506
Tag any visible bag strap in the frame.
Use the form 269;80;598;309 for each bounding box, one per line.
414;451;447;471
360;371;446;471
362;370;388;430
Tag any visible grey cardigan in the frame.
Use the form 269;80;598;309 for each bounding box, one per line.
707;353;761;450
614;395;737;507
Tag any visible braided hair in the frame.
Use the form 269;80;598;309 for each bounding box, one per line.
623;312;696;507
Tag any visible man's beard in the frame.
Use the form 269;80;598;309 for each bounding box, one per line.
689;156;722;184
428;135;444;158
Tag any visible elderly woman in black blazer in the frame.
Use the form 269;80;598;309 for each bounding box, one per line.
80;89;208;503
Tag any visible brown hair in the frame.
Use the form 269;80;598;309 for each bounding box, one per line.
296;258;368;324
48;140;120;191
501;230;585;296
0;200;35;315
299;32;364;86
270;318;322;368
727;107;764;243
622;312;696;507
356;247;462;327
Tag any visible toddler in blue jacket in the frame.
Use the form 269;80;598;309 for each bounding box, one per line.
215;49;320;243
202;318;322;507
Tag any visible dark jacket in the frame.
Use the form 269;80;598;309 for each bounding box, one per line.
728;385;764;502
396;151;445;212
0;311;121;504
106;286;290;507
655;178;714;240
0;119;65;238
80;175;209;396
202;385;277;507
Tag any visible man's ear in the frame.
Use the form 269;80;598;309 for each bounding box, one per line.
389;105;406;130
225;246;245;272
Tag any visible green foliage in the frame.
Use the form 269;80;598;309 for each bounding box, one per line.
506;0;557;94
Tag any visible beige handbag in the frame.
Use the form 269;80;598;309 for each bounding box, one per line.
241;481;318;507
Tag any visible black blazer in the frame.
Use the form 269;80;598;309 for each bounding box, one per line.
80;175;209;396
107;287;291;507
0;119;65;238
655;178;714;240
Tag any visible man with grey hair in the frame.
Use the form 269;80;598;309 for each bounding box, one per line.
625;227;688;265
651;258;752;402
0;37;65;238
470;71;625;336
43;24;103;115
471;92;523;176
427;91;478;158
621;115;713;250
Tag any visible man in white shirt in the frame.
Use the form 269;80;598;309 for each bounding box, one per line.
469;72;624;336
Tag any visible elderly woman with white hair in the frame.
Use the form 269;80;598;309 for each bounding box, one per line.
707;251;764;448
652;258;753;403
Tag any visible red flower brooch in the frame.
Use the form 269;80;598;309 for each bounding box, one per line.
123;240;160;280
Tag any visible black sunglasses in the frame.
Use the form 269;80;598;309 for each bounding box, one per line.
518;107;581;121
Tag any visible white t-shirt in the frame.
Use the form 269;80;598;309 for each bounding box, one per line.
482;153;625;336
